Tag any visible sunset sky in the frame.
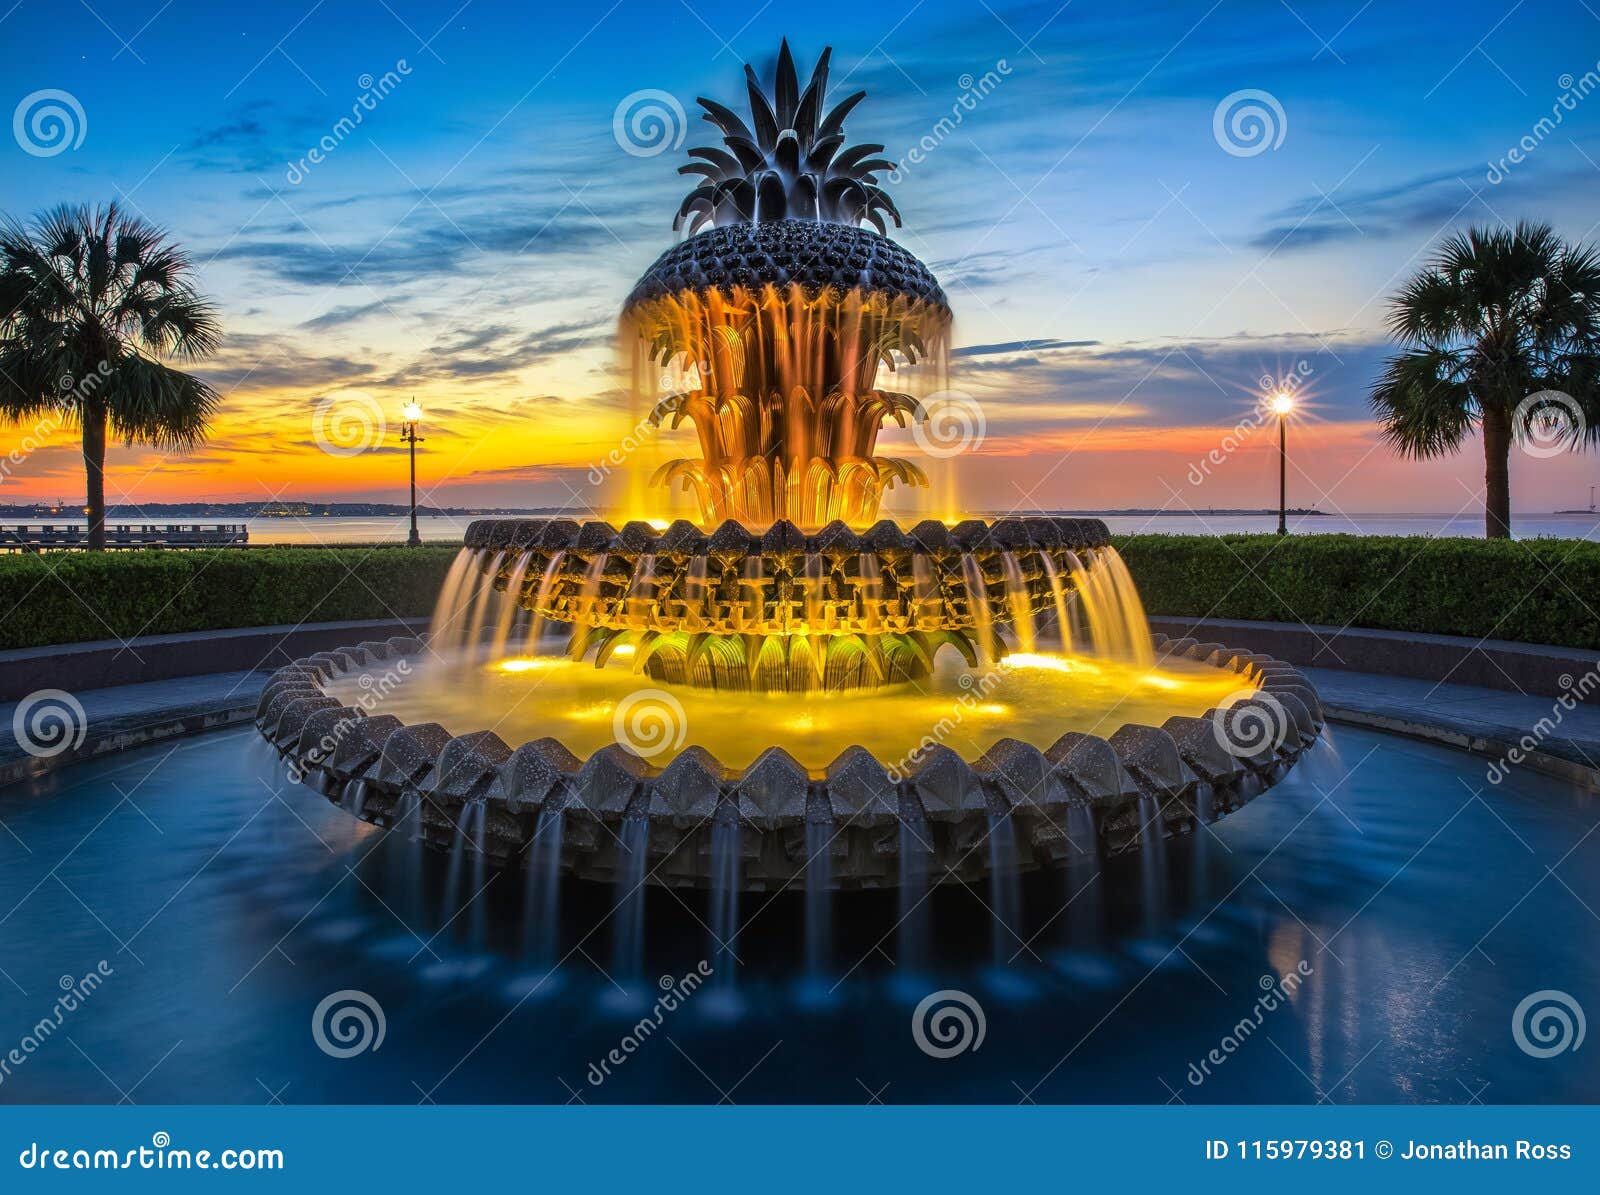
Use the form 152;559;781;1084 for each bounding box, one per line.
3;0;1599;522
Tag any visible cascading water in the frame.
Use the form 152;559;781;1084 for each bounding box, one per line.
612;816;650;980
804;820;832;977
960;553;998;661
709;817;741;985
1065;805;1102;946
986;807;1022;966
429;549;478;649
1039;550;1075;653
896;802;932;973
523;807;565;961
999;551;1035;654
489;551;533;660
1137;794;1169;935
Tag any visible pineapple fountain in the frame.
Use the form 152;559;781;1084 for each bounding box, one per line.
255;43;1323;898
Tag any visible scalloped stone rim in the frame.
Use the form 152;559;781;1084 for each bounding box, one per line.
255;632;1323;891
459;514;1115;556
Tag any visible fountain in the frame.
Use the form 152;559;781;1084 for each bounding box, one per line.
256;42;1323;896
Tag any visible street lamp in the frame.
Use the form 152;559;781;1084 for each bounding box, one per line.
401;400;424;547
1271;392;1294;535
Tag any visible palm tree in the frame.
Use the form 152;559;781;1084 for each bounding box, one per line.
1371;221;1600;538
0;203;221;549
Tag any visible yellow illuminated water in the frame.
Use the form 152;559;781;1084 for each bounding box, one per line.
327;646;1253;773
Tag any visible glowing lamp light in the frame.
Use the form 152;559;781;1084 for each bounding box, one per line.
1271;392;1294;416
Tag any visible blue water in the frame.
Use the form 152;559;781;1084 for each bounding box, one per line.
0;725;1594;1104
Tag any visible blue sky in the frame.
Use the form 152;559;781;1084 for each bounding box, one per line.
3;0;1599;515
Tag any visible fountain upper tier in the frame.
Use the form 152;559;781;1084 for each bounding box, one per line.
462;513;1114;635
455;515;1144;692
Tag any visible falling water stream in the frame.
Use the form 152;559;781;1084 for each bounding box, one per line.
804;821;832;976
612;816;650;980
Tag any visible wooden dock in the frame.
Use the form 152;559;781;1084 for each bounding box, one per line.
0;523;250;551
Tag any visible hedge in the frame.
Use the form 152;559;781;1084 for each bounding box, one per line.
2;535;1597;654
1113;534;1600;652
0;546;460;651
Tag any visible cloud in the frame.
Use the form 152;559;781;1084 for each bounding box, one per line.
937;332;1396;433
195;333;379;392
298;301;388;330
1247;162;1600;253
953;337;1101;359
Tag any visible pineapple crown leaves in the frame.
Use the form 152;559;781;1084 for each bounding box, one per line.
674;40;902;236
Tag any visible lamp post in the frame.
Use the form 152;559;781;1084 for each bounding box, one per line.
1271;392;1294;535
401;400;424;547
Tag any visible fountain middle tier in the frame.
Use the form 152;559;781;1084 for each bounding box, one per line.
453;515;1150;691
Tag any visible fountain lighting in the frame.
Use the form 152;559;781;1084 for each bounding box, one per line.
256;40;1323;894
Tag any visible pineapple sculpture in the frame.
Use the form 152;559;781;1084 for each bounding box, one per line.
623;40;951;529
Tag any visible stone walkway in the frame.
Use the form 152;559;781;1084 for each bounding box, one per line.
1305;666;1600;786
3;665;1597;790
0;669;267;786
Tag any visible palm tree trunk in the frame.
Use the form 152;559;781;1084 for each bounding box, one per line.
1481;404;1512;539
82;401;107;551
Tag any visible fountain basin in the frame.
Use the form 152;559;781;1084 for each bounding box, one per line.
255;633;1323;891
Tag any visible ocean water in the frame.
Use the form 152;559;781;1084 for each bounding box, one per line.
8;511;1598;545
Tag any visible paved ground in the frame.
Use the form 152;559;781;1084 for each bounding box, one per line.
0;669;268;785
3;665;1597;788
1305;666;1600;782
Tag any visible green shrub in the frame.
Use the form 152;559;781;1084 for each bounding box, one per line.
1113;534;1600;652
0;546;460;651
2;536;1597;653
